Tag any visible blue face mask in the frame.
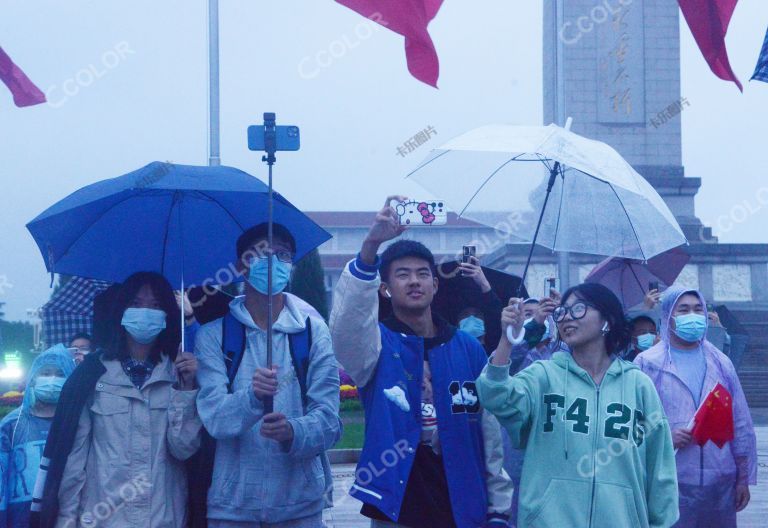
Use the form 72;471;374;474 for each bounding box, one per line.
33;376;66;404
459;316;485;338
248;255;292;295
121;308;167;344
673;313;707;343
636;332;656;351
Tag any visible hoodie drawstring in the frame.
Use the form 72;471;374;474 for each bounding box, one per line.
564;358;570;460
620;360;626;412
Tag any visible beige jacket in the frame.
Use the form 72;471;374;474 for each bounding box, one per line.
55;355;202;528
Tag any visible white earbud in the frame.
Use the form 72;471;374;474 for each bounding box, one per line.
385;289;392;299
601;322;610;335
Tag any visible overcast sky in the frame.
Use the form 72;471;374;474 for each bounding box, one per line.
1;0;766;321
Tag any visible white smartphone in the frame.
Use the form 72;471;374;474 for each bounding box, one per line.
395;199;448;226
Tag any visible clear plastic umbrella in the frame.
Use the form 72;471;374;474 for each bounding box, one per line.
406;123;687;288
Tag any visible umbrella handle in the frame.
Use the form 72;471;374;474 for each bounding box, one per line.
506;325;526;345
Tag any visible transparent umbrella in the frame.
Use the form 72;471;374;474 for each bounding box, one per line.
406;123;687;290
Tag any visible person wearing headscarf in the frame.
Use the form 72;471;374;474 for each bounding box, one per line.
634;287;757;527
0;345;76;527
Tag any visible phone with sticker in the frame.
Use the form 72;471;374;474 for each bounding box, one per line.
395;199;448;226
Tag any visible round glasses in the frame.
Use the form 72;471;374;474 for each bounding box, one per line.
553;301;595;322
252;250;294;264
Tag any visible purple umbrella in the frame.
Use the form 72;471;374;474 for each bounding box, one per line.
585;247;690;309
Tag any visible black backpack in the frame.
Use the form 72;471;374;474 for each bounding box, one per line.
186;312;313;527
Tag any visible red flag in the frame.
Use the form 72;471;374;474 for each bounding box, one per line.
0;46;46;107
691;382;735;448
678;0;742;91
335;0;443;87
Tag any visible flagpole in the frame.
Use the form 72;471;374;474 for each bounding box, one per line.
208;0;221;167
553;0;570;291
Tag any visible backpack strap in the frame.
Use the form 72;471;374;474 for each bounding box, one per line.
288;317;313;410
222;312;246;393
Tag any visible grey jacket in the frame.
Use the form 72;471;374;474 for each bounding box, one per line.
56;355;202;528
195;294;342;523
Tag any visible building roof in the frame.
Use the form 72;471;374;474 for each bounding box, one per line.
305;211;487;228
317;252;462;270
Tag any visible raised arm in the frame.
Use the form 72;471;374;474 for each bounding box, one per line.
330;195;407;387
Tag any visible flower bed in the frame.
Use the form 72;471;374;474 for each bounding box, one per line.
0;391;22;407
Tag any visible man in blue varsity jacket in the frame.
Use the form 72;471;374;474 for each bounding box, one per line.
330;197;512;528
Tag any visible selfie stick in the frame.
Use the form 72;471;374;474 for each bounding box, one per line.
262;113;278;415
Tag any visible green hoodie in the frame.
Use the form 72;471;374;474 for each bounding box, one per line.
477;351;678;528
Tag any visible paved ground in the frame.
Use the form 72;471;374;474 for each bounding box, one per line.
325;411;768;527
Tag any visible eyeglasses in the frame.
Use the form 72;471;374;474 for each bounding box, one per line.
252;250;293;264
553;301;596;323
67;346;91;355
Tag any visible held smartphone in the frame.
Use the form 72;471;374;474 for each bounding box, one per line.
395;199;448;226
545;277;560;297
462;245;476;264
461;246;476;276
247;124;301;151
648;281;659;292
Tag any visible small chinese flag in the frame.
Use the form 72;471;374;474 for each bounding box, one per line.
691;382;735;448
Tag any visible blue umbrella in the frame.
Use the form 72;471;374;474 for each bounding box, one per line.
26;161;331;289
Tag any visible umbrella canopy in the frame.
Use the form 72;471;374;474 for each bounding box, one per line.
407;124;687;261
377;261;527;323
27;162;332;289
585;247;690;308
41;276;111;347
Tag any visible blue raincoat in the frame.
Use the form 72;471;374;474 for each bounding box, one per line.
0;345;75;528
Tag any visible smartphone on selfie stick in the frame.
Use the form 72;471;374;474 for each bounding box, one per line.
247;113;301;414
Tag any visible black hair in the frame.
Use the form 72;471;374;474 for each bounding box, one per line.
560;283;631;355
380;240;436;282
103;271;181;363
630;315;657;331
236;223;296;262
68;332;92;345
